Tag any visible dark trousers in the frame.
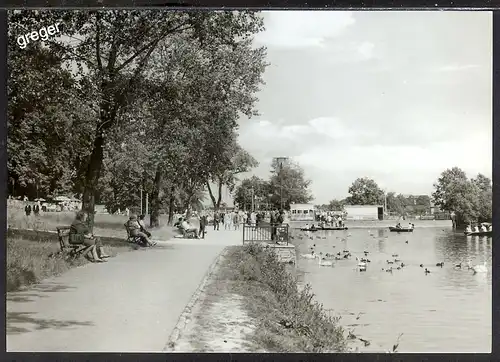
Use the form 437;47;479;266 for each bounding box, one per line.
214;221;219;230
199;225;206;238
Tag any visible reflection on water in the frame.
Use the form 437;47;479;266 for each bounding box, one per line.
293;227;491;353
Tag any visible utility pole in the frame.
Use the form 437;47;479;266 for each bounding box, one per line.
251;187;254;212
274;157;288;211
140;188;143;215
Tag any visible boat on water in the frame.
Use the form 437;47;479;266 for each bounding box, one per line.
464;230;492;237
300;227;348;231
389;226;414;233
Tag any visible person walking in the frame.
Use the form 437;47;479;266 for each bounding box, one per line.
213;211;220;231
24;203;32;217
233;211;239;230
199;212;207;239
33;202;40;217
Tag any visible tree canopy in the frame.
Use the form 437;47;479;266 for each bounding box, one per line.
345;177;384;206
8;10;267;228
432;167;491;226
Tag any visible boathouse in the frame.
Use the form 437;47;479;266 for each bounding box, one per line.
289;203;316;222
344;205;384;221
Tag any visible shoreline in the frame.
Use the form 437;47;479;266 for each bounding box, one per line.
169;244;364;353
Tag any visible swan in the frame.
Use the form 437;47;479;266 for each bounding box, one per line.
424;268;431;274
301;251;317;259
356;257;367;268
318;258;334;267
436;262;444;267
470;261;488;273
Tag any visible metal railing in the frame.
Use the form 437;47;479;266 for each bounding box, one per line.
242;223;290;245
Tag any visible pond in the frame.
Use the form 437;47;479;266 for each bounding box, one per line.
292;226;492;353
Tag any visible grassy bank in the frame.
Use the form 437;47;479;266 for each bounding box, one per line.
174;243;350;353
6;235;138;292
7;209;174;293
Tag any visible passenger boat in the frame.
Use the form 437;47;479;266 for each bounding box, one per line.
464;230;492;237
389;226;414;232
299;226;348;232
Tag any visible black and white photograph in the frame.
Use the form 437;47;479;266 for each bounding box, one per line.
6;10;492;353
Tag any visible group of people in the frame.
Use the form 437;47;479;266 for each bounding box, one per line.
316;211;346;227
395;222;415;230
24;201;42;216
465;224;492;233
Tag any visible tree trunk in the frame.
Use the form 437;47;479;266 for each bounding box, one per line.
167;185;175;225
206;181;218;210
216;177;223;209
82;133;105;232
149;167;163;228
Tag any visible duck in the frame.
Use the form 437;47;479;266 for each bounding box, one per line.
424;268;431;274
386;260;394;264
405;240;409;244
419;264;424;268
392;253;399;258
363;251;369;255
435;262;444;267
470;261;488;274
455;262;462;269
385;267;393;273
318;258;334;267
400;262;405;268
394;258;401;262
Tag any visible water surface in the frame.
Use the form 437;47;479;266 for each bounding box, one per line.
293;226;492;353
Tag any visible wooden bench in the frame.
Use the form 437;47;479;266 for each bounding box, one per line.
56;226;92;258
124;223;143;244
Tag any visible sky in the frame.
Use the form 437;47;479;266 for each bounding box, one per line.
230;11;492;205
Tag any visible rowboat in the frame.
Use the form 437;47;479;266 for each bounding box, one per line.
464;230;492;237
389;227;413;232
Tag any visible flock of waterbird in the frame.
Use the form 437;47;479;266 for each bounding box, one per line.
294;228;489;275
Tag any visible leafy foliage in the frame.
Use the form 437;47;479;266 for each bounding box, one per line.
345;177;384;206
432;167;491;225
8;11;268;229
268;160;314;210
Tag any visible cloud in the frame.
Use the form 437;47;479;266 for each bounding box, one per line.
435;64;480;72
254;11;355;49
357;42;375;60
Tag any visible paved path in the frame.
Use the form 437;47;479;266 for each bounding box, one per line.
7;227;243;352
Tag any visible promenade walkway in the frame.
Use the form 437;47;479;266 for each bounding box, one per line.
7;226;242;352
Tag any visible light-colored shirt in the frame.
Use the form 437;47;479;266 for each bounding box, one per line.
181;221;191;230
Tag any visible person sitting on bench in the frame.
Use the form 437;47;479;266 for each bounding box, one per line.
179;217;200;238
70;211;110;262
138;214;152;238
127;214;156;246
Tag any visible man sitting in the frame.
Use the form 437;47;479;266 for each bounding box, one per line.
465;224;472;233
178;217;200;238
138;215;152;238
127;214;155;246
480;224;488;232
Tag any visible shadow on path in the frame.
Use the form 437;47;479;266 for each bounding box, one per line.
7;311;94;335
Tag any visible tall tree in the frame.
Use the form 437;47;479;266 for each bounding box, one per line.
233;176;269;211
268;160;313;210
432;167;490;226
346;177;384;205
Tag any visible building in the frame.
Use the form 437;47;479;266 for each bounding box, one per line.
290;203;316;222
344;205;384;221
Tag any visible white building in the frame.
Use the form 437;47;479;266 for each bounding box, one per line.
290;203;316;222
344;205;384;221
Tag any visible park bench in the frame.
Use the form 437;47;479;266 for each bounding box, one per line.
56;226;92;258
124;223;143;244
